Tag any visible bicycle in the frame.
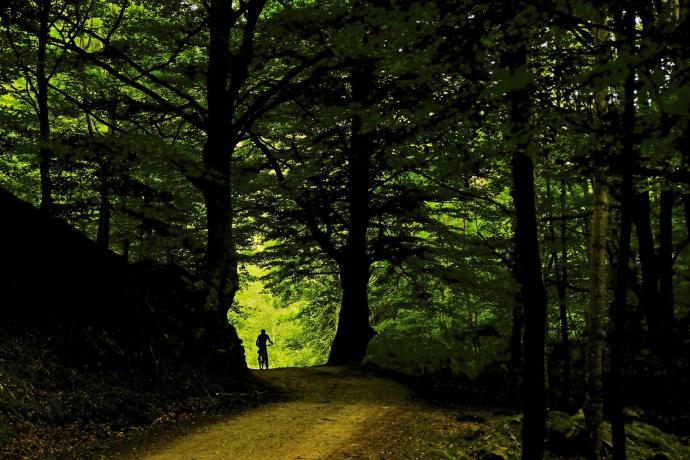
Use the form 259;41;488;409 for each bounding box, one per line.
257;344;271;369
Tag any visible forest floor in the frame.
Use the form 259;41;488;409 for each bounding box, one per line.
108;366;515;460
4;361;689;459
104;366;690;460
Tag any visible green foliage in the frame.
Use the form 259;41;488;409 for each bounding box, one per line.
231;265;330;368
0;2;689;430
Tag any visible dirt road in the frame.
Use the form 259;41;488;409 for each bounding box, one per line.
132;366;460;460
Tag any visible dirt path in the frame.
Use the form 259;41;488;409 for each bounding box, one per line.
128;366;469;460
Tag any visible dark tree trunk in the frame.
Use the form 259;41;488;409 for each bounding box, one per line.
610;8;636;458
201;0;239;315
502;31;548;459
201;179;238;312
37;0;53;212
328;62;376;364
611;163;632;460
329;262;375;364
633;191;660;338
513;152;548;460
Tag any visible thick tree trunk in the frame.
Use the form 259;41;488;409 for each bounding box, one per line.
328;62;376;364
502;34;548;459
201;177;238;311
513;151;548;460
37;0;53;212
329;262;375;364
202;0;239;316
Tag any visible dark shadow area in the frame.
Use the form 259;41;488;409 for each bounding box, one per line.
0;187;254;458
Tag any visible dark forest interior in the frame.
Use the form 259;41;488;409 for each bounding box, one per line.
1;0;690;458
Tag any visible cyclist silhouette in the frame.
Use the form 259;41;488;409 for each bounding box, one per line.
256;329;273;369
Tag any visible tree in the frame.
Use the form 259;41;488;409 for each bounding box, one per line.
584;11;611;458
49;0;329;326
498;3;549;458
0;0;76;211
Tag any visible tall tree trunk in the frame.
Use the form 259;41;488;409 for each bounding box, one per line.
501;24;548;458
37;0;53;212
584;19;610;459
609;7;637;458
328;62;376;364
632;191;660;337
202;0;239;317
611;144;632;460
513;143;548;460
586;178;609;459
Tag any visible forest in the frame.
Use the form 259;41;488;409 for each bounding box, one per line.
1;0;689;459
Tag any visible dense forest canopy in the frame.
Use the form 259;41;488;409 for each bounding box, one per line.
1;0;690;458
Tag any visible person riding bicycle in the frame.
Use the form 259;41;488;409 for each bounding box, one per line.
256;329;273;369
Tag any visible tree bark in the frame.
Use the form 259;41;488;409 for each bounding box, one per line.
586;178;608;459
584;19;610;460
201;0;240;315
513;146;548;460
328;62;377;364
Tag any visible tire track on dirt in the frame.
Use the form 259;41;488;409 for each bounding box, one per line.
137;367;410;460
